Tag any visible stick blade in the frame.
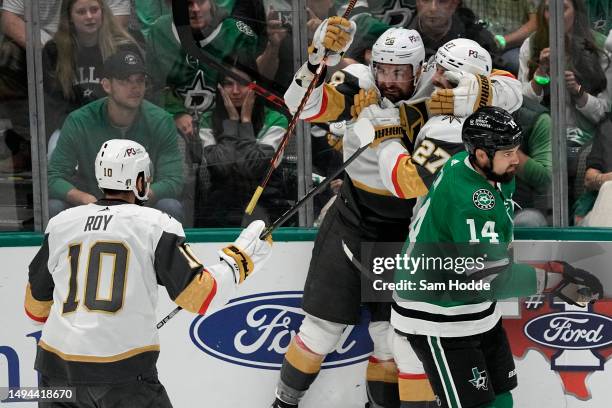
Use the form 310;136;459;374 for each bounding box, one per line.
353;117;375;148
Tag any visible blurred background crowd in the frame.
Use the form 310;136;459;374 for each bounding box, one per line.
0;0;610;231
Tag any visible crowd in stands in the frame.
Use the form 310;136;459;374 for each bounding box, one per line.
0;0;611;229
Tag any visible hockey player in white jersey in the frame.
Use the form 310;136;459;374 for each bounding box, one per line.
25;139;272;407
371;39;525;408
273;23;425;408
273;18;524;408
372;38;523;199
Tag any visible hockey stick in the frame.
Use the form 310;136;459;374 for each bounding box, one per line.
156;118;373;329
259;117;374;239
245;0;359;215
171;0;288;114
157;305;182;329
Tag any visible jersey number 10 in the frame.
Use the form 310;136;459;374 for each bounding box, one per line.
62;241;129;314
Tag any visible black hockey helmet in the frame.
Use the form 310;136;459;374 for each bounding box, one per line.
462;106;522;159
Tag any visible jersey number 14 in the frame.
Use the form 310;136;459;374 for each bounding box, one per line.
466;219;499;243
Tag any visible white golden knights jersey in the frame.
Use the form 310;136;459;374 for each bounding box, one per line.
25;199;236;383
375;67;522;199
284;61;522;219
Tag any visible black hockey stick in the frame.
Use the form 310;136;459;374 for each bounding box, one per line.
157;305;182;329
259;118;374;239
245;0;359;215
171;0;288;114
157;118;374;328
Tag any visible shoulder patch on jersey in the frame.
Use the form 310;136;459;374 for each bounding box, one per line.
441;115;462;124
235;20;255;37
472;188;495;210
399;102;426;144
451;159;460;166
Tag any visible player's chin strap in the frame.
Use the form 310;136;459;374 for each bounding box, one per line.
536;261;603;307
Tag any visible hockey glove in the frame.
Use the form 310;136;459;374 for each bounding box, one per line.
219;220;273;284
358;104;404;147
427;71;492;117
327;121;346;152
351;88;379;119
308;16;357;67
537;261;603;306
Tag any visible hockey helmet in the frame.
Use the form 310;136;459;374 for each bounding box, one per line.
462;106;522;158
371;28;425;66
371;28;425;96
435;38;492;76
95;139;151;201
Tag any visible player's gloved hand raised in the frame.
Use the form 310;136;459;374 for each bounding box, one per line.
427;71;492;117
351;88;379;119
219;220;273;284
308;16;357;67
537;261;603;306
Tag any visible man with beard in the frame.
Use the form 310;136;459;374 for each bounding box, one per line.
274;19;523;407
390;107;603;408
273;25;424;408
373;38;522;199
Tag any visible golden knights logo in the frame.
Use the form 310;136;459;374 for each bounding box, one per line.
472;189;495;210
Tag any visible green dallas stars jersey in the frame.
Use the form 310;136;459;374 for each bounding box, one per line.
391;151;538;338
146;14;258;117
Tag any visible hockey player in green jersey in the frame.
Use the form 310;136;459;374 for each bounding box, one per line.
391;106;603;408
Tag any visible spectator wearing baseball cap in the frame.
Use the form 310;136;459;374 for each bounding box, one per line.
48;49;185;223
43;1;141;148
102;49;148;79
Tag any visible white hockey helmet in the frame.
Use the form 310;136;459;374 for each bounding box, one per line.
371;28;425;66
95;139;151;201
435;39;492;76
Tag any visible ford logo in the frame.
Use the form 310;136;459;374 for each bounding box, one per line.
189;291;373;369
524;312;612;350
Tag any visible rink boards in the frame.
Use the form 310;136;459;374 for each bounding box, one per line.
1;228;611;407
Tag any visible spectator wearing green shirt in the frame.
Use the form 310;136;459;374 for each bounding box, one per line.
586;0;612;34
512;98;553;226
574;116;612;227
48;50;184;221
135;0;171;38
145;0;273;141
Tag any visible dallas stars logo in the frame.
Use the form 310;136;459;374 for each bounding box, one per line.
468;367;488;390
472;188;495;210
178;71;215;112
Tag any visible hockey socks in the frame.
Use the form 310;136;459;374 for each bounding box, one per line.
480;391;513;408
366;357;400;408
398;371;437;408
274;336;325;407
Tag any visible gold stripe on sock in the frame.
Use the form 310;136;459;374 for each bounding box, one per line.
285;337;324;374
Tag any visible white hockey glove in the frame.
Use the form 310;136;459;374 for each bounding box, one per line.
358;103;403;147
219;220;273;284
535;261;603;306
308;16;357;67
427;71;492;117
